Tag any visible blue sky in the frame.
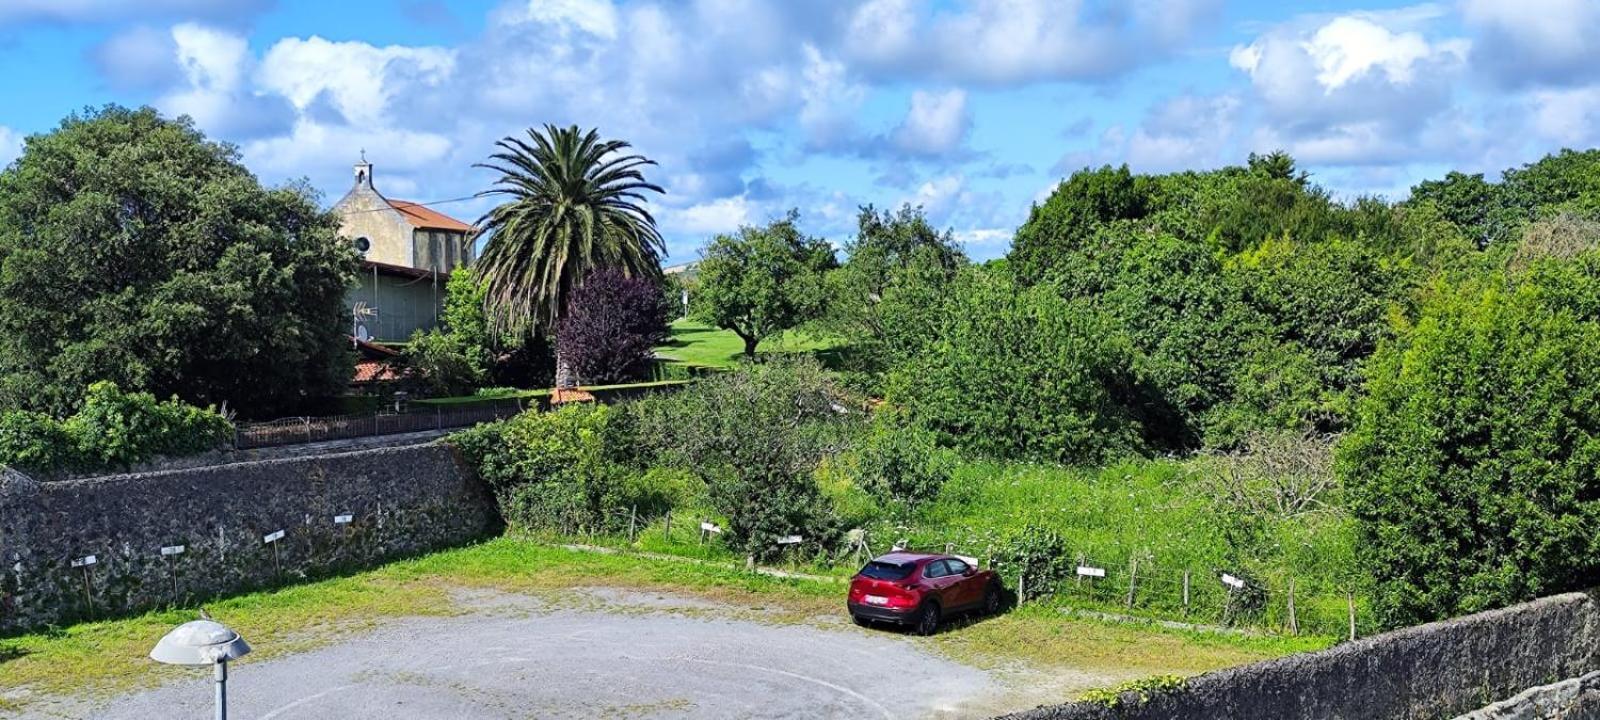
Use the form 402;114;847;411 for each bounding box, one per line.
0;0;1596;262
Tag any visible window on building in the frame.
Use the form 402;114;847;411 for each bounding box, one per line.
355;237;371;255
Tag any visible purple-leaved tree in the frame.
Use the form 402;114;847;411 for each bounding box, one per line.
556;269;672;385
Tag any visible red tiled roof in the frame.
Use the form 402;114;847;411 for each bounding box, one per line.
389;199;474;233
353;359;406;384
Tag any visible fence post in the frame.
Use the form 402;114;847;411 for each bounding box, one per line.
1182;571;1191;616
436;406;442;431
663;510;672;540
1347;592;1357;641
1125;557;1138;609
1017;569;1027;606
304;418;313;444
1287;579;1298;635
628;506;638;543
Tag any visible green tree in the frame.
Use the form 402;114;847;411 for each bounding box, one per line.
693;211;836;357
824;204;965;385
1340;257;1600;627
1010;164;1151;283
889;267;1148;464
0;106;356;417
473;125;665;387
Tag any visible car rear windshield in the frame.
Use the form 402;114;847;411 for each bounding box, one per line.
859;561;915;580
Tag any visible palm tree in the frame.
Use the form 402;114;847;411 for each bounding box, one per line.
474;124;666;387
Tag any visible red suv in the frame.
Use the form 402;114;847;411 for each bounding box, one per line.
846;552;1003;635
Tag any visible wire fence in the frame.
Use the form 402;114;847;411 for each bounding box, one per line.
234;399;529;449
576;508;1369;640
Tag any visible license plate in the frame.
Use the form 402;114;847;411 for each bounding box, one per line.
865;595;888;606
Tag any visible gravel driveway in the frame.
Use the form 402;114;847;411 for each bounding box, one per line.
16;589;1094;719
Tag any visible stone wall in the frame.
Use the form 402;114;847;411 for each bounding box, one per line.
1455;671;1600;720
0;441;499;633
1000;591;1600;720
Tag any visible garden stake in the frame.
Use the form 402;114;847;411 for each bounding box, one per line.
1125;557;1137;609
628;506;637;543
1182;571;1191;616
79;565;94;618
663;510;671;540
1287;579;1298;635
1348;592;1357;641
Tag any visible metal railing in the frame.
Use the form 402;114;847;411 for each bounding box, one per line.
234;399;528;450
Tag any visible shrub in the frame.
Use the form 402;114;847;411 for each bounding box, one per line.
557;269;672;385
628;358;859;557
1340;258;1600;627
451;404;636;533
404;329;485;397
851;409;955;512
0;382;233;474
63;382;234;468
0;411;80;472
992;525;1074;602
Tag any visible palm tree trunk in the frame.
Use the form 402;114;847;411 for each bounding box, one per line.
555;344;577;389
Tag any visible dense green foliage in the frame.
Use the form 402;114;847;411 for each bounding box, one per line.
0;106;356;417
889;267;1150;463
0;381;233;474
1341;258;1600;627
407;267;552;396
628;359;857;556
692;211;837;357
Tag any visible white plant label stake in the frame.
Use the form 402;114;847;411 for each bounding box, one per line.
1076;565;1106;578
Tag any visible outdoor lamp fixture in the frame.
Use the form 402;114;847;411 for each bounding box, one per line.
150;615;252;720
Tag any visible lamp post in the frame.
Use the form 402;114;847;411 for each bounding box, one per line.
150;616;251;720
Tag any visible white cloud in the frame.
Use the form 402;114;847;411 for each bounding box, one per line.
242;120;453;179
157;24;295;138
257;36;455;126
1125;94;1241;172
507;0;620;39
796;44;867;151
891;89;971;157
1228;12;1469;164
846;0;1220;86
1462;0;1600;87
92;26;180;90
1528;87;1600;146
668;196;754;236
0;127;22;167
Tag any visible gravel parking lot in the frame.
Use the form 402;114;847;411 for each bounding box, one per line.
16;589;1101;719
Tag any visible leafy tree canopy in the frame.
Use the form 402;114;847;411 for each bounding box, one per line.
693;210;836;357
0;105;356;418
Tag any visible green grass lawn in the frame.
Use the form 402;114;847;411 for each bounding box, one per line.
654;318;841;370
0;536;1317;713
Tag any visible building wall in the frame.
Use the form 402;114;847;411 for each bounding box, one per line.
0;442;500;634
1000;591;1600;720
413;229;469;274
346;267;445;342
334;187;414;269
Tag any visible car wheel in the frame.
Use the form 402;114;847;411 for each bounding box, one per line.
915;602;940;636
983;583;1001;615
852;614;871;628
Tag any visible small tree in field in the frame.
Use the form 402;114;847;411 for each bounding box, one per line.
693;211;836;357
556;269;671;385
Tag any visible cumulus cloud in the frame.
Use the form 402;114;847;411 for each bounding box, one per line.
91;26;181;90
1527;87;1600;147
846;0;1220;85
890;89;972;157
257;36;455;126
1462;0;1600;88
1228;12;1469;164
157;23;295;139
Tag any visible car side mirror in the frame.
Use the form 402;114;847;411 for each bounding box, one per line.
962;568;975;577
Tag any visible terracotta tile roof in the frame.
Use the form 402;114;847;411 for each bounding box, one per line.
353;359;406;384
389;199;474;233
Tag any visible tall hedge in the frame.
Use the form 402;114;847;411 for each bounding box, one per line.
1340;257;1600;627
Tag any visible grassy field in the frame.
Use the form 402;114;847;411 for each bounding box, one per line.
0;536;1315;713
654;318;840;370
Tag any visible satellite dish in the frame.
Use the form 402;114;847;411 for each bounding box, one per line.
355;324;371;342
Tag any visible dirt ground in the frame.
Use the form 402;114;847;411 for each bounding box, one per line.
12;588;1113;720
